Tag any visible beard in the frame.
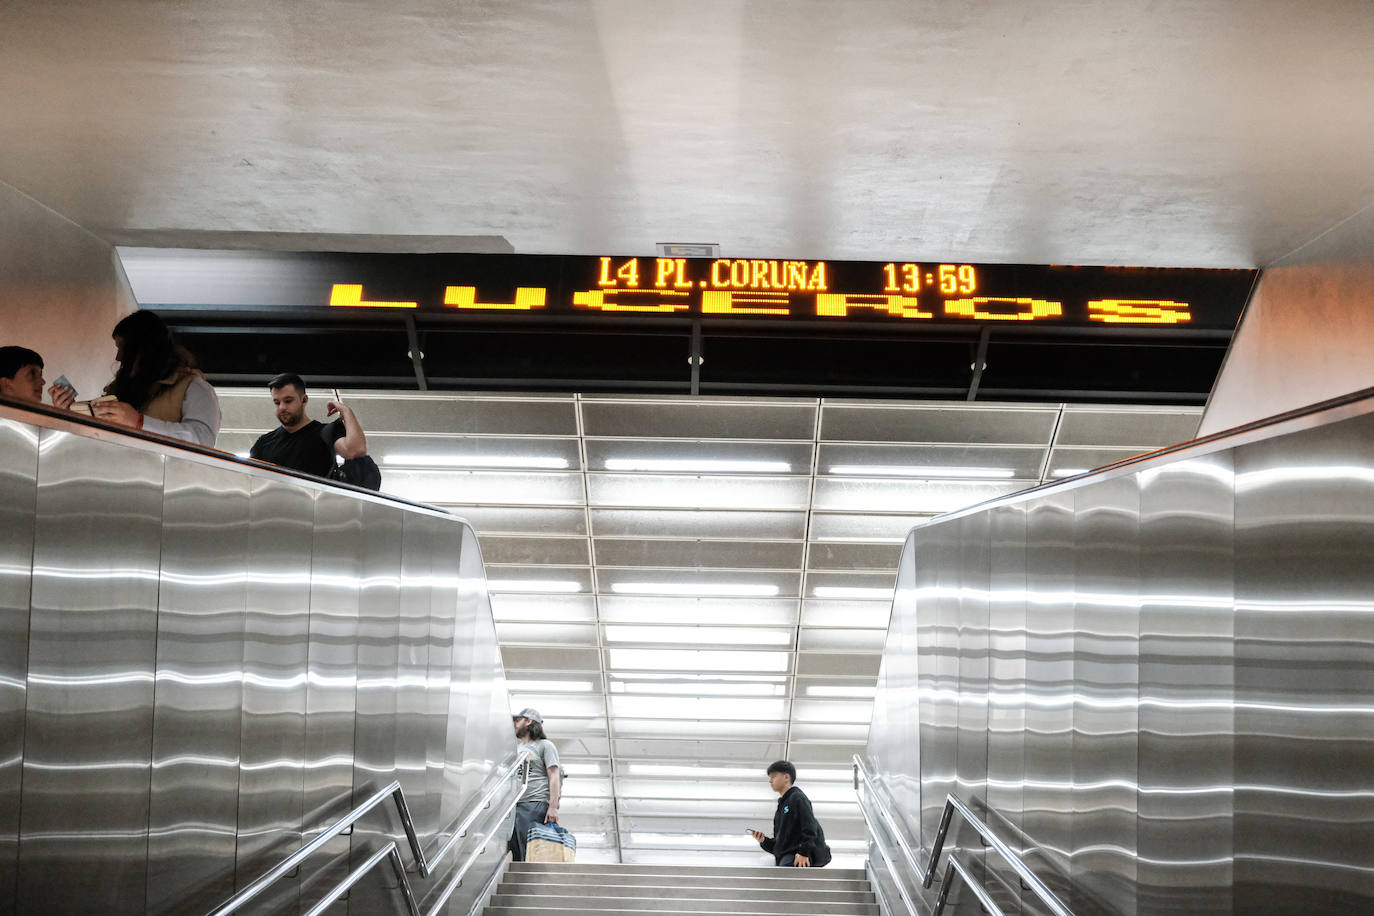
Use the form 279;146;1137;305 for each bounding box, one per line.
515;723;531;740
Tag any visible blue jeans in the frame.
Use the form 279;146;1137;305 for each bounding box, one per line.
508;800;549;861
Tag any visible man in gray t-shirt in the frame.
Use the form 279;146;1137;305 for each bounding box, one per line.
509;708;561;861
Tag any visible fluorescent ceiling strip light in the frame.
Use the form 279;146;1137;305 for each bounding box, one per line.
1051;468;1090;478
487;579;583;593
505;679;595;693
604;458;792;473
382;454;570;469
805;685;877;698
812;586;892;599
610;582;780;597
828;465;1016;478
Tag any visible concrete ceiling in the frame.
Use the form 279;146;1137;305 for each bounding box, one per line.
3;1;1374;266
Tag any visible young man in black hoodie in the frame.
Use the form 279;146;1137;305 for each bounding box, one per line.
750;760;832;867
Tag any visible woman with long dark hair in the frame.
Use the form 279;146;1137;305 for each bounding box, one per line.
91;310;221;446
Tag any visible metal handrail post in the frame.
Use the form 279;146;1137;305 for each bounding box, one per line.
207;754;525;916
852;756;929;885
302;843;420;916
852;755;1074;916
854;782;923;916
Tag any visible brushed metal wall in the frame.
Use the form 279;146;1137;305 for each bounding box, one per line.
0;404;517;916
866;393;1374;914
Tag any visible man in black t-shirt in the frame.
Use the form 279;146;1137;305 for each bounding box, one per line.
248;373;368;477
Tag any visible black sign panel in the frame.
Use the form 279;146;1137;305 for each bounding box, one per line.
135;251;1256;332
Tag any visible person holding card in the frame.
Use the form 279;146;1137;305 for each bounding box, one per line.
0;346;76;410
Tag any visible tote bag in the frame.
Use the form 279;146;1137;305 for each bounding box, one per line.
526;822;577;863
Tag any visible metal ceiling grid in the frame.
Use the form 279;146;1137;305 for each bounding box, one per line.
216;389;1202;865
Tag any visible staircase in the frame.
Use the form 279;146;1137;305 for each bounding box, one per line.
485;862;878;916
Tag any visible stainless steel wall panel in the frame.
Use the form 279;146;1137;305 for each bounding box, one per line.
953;513;991;914
145;457;250;915
17;431;163;915
440;526;481;830
349;501;404;913
0;419;38;912
397;513;438;838
985;503;1027;915
4;407;518;916
1070;475;1139;913
867;395;1374;914
1137;454;1234;913
421;515;461;854
1232;414;1374;911
235;477;314;913
1020;490;1076;900
920;527;959;848
299;489;364;911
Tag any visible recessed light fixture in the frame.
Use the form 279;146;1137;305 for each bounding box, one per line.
828;465;1016;479
604;458;791;473
609;582;781;597
486;579;583;593
1050;468;1089;478
812;586;892;599
382;454;570;469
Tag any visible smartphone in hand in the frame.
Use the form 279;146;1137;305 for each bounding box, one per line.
53;375;77;396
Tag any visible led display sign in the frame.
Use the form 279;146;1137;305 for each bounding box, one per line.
311;254;1253;331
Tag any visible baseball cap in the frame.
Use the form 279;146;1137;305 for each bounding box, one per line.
513;707;543;724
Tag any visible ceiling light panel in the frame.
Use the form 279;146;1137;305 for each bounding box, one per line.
801;599;893;628
501;645;601;673
371;435;580;470
1045;445;1148;477
820;403;1057;445
607;648;791;672
808;512;925;543
812;476;1024;513
798;628;888;653
587;474;811;510
789;722;872;742
357;395;578;437
580;400;817;440
598;596;798;626
587;439;812;474
610;696;788;720
599;570;799;598
451;506;588;537
383;470;583;505
602;625;794;648
806;571;896;598
505;694;606;718
595;539;804;570
818;443;1044;478
489;594;597;622
485;568;592;593
591;508;807;540
495;622;598;646
805;541;903;571
610;678;788;697
1055;406;1201;449
479;536;590;566
612;719;789;739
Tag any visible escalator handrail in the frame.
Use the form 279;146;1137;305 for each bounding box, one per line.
208;752;527;916
853;755;1074;916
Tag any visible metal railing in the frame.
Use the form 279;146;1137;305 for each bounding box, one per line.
209;753;527;916
853;755;1073;916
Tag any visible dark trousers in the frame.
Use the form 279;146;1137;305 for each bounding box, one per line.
508;800;549;861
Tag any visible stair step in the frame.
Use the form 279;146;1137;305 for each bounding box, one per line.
500;874;872;892
495;883;873;904
489;911;869;916
488;894;878;915
509;862;866;880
